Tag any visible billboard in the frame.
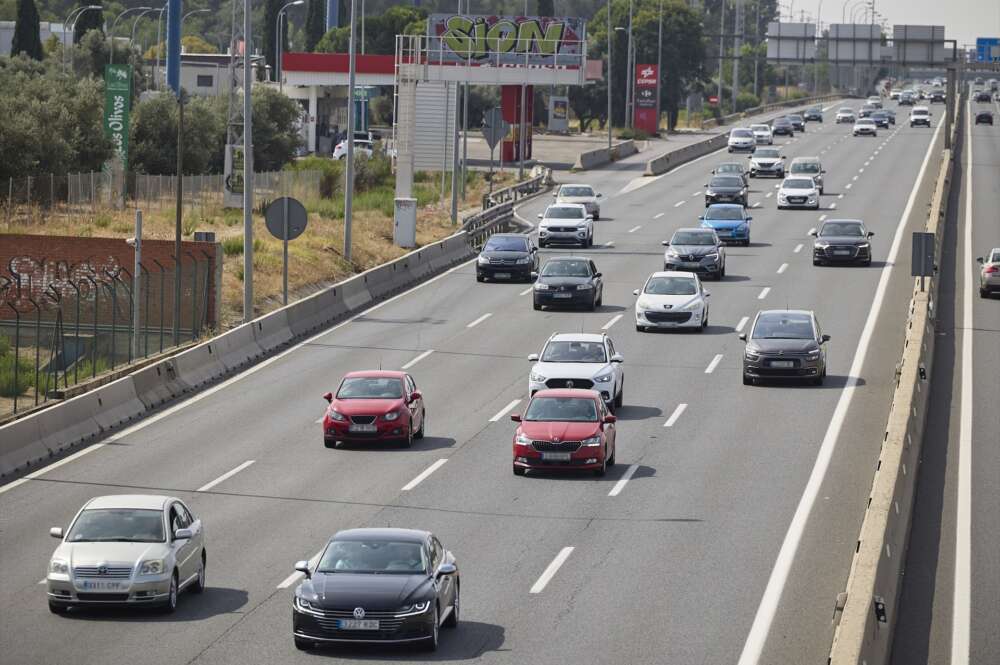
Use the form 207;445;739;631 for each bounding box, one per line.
103;64;133;171
892;25;945;65
633;64;658;135
427;14;586;66
766;22;816;62
548;95;569;133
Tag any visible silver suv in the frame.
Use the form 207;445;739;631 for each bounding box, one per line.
528;333;625;411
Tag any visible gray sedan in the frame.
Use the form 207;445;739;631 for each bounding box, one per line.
978;248;1000;297
47;494;206;614
811;220;874;266
740;310;830;385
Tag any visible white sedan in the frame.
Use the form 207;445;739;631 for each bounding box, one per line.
750;124;773;145
852;118;878;136
554;183;603;219
633;271;710;332
727;128;756;153
835;108;856;124
777;176;821;210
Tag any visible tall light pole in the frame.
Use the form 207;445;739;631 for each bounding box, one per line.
732;0;743;114
130;7;159;57
110;7;151;64
344;0;358;262
243;0;255;323
656;0;663;132
155;6;166;88
718;0;725;105
815;0;824;93
753;0;761;98
275;0;304;91
626;0;633;129
63;5;102;72
607;1;612;150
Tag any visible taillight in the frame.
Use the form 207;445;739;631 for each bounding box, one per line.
985;265;998;274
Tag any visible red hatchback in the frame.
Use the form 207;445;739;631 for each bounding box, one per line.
322;371;425;448
511;388;617;476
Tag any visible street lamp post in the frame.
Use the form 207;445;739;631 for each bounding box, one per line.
656;0;662;132
606;1;612;150
63;5;102;72
155;6;166;89
110;7;152;65
814;0;824;94
344;0;358;262
130;7;159;57
276;0;305;92
626;0;633;129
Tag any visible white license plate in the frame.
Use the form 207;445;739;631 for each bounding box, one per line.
770;360;795;368
349;423;377;433
493;272;511;279
78;580;129;591
834;250;851;256
337;619;379;630
553;293;572;299
542;452;572;461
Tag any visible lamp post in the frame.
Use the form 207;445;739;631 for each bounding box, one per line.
814;0;824;94
110;7;152;65
344;0;358;262
276;0;305;92
606;0;612;150
154;6;166;89
63;5;102;72
656;0;662;132
130;7;159;57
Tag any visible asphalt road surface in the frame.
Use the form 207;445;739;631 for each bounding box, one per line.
0;99;950;665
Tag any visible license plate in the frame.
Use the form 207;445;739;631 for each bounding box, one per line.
834;250;851;256
337;619;379;630
541;452;572;461
770;360;794;368
493;272;510;279
79;580;129;591
349;423;377;433
553;293;572;299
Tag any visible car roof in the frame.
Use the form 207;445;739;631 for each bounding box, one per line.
546;203;586;211
332;528;430;544
705;203;743;209
757;309;814;319
344;370;407;379
85;495;173;511
531;388;602;399
549;332;606;343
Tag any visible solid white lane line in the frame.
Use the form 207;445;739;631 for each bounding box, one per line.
0;443;108;496
628;225;642;233
777;263;788;274
402;349;435;370
197;460;255;492
674;200;686;208
951;97;973;665
757;287;770;300
277;550;323;589
793;243;803;253
608;464;639;497
519;286;534;296
654;212;665;219
704;354;723;374
663;403;688;427
765;192;773;198
489;399;522;422
466;313;492;328
735;316;750;333
602;314;623;330
530;547;574;593
401;459;448;491
736;112;944;665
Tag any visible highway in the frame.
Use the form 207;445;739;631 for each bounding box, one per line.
891;93;1000;665
0;99;948;665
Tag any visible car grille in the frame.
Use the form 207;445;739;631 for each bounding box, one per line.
307;608;405;635
488;258;518;266
644;311;693;323
548;226;580;233
532;440;583;452
823;245;859;258
74;566;132;578
76;593;130;601
544;378;594;390
349;415;376;425
787;197;806;204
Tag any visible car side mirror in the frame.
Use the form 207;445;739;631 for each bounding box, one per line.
661;241;670;246
821;334;831;343
821;169;826;173
586;215;594;221
610;354;624;363
781;156;787;159
976;257;984;264
323;391;333;403
174;528;193;540
510;413;522;422
603;415;617;424
527;353;539;361
49;527;63;539
698;215;705;220
594;272;602;278
294;560;311;578
597;193;603;198
530;246;537;252
632;289;640;296
437;562;457;577
738;333;747;341
552;193;558;197
809;230;818;237
704;183;708;187
537;213;543;219
409;390;422;403
746;216;753;221
704;291;711;297
868;231;875;237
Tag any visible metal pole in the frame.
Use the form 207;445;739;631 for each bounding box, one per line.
133;210;142;359
155;7;166;89
282;196;289;305
451;81;460;223
754;0;760;97
718;0;725;105
814;0;824;94
518;83;526;179
607;0;612;150
733;0;742;114
111;7;152;65
656;0;663;133
626;0;633;128
131;8;158;64
276;1;304;91
243;0;255;322
344;0;358;262
173;95;183;345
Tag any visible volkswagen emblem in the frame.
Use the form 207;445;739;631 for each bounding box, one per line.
98;565;108;575
565;380;574;389
353;607;366;619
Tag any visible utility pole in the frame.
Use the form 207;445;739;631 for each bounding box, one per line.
607;0;612;150
656;0;663;132
718;1;725;105
344;0;358;261
732;0;743;114
753;0;761;98
626;0;633;129
242;0;254;323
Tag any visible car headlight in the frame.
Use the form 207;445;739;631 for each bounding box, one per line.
49;559;69;574
516;433;532;445
515;256;531;264
815;241;830;248
593;372;613;383
636;299;652;309
858;242;870;249
529;371;547;383
807;350;821;360
534;282;549;290
705;190;715;196
295;596;315;611
704;252;719;261
397;601;431;615
576;284;593;290
327;408;346;422
744;347;761;362
478;255;490;265
683;300;703;311
581;435;601;447
738;223;749;232
665;248;679;257
139;559;165;575
383;411;400;421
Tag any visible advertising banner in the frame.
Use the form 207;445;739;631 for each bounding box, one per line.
103;64;133;171
427;14;586;66
548;95;569;133
633;64;659;135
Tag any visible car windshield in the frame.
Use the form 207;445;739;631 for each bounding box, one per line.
731;129;753;138
644;276;697;295
67;509;165;543
913;110;928;116
716;163;742;173
541;260;591;277
337;377;403;399
774;118;790;125
752;314;815;340
821;222;864;236
484;236;528;252
857;119;875;125
560;186;594;197
545;206;585;219
754;149;781;158
791;162;820;174
704;207;745;220
751;124;769;132
789;115;803;121
672;231;716;244
524;396;598;422
783;179;814;190
838;109;853;114
541;340;606;363
710;177;742;188
317;540;427;574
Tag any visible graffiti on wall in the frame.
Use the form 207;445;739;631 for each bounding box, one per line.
1;255;124;310
427;15;586;66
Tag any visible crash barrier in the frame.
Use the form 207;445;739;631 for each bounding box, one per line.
0;173;556;479
700;93;846;130
827;93;963;665
483;170;550;209
571;139;638;172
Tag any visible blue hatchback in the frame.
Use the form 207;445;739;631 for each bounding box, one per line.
700;204;751;246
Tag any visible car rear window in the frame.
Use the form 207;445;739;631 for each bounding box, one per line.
545;206;585;219
524;396;598;422
337;377;403;399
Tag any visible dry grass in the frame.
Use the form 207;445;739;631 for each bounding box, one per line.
2;170;517;329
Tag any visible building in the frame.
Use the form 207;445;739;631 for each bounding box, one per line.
0;20;68;56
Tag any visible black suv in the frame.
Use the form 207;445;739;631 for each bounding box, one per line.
803;107;823;122
975;111;994;126
476;233;538;282
532;257;604;311
788;115;805;132
929;90;945;103
975;91;992;103
771;117;794;136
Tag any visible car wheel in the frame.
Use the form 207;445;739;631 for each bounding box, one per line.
162;572;178;614
425;606;440;651
588;296;596;312
742;373;753;386
443;585;459;628
636;324;646;332
980;287;989;298
813;259;822;266
614;382;624;409
743;239;750;247
864;258;872;267
415;409;426;439
594;455;607;477
401;427;413;449
513;465;526;476
595;290;603;307
700;311;708;331
294;637;314;651
192;552;206;593
813;373;825;386
48;601;69;615
533;301;541;311
476;274;484;283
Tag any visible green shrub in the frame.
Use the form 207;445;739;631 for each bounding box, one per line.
0;353;34;397
286;155;343;199
736;92;761;112
352;153;393;191
618;128;650;141
221;236;262;256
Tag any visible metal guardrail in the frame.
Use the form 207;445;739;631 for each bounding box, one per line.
464;169;552;248
701;93;850;130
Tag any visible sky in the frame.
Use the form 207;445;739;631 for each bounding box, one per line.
811;0;1000;49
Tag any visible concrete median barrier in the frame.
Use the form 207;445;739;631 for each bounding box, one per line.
210;322;265;372
87;376;146;431
572;140;637;171
171;340;228;389
131;360;190;409
0;417;43;477
645;134;730;176
284;289;347;338
252;309;294;353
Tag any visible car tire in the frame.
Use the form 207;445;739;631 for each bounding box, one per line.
161;572;178;614
636;324;646;332
415;410;426;439
864;258;872;267
743;239;750;247
538;240;547;248
595;290;603;308
813;373;825;386
742;373;753;386
594;455;607;477
614;383;623;409
588;296;596;312
294;637;314;651
813;259;822;266
476;274;484;283
533;301;541;311
700;311;708;331
424;607;440;652
513;465;526;476
720;263;726;278
48;601;68;615
192;552;206;593
443;585;460;628
401;427;413;449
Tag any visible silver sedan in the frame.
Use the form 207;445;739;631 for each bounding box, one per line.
47;494;206;614
978;248;1000;298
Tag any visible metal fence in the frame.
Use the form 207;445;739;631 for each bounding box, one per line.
0;255;215;420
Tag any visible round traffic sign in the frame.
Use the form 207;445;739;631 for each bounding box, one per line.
264;197;308;241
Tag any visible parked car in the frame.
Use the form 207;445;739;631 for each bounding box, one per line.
476;233;538;282
662;227;727;278
633;271;711;332
333;139;374;160
810;219;874;266
532;257;603;311
322;371;425;448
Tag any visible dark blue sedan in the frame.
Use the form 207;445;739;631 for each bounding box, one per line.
699;204;752;246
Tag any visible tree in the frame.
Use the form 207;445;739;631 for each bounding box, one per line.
316;6;425;55
537;0;555;16
130;94;226;175
72;1;103;44
250;86;303;170
11;0;44;61
305;0;325;51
